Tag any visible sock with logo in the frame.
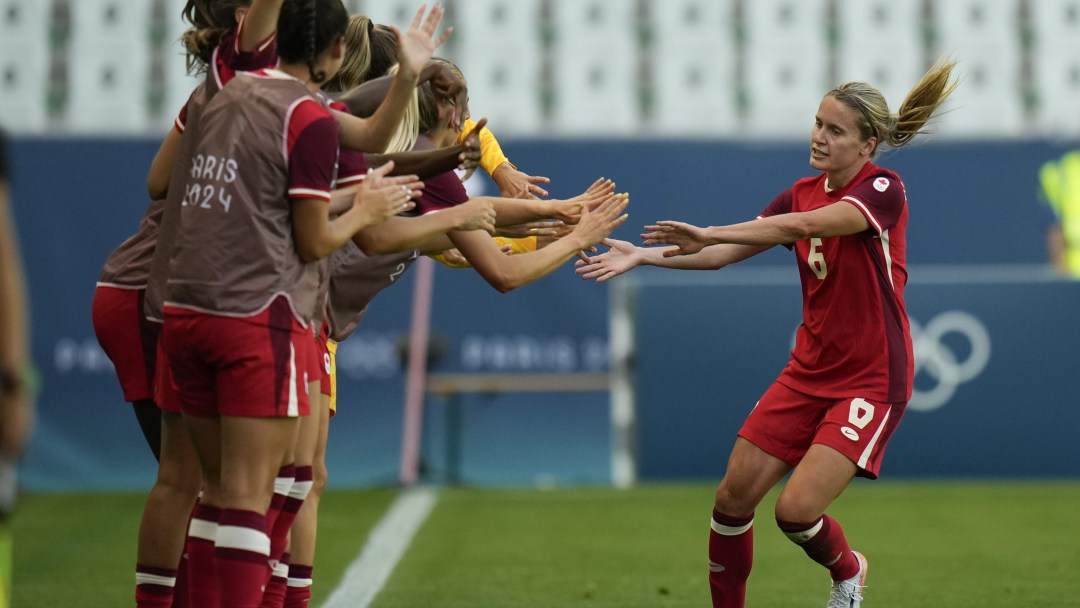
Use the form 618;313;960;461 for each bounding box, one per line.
708;510;754;608
777;514;859;581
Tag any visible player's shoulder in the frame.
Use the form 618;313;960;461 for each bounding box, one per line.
855;163;904;196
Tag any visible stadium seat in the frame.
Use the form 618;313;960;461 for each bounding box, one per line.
158;0;203;134
834;0;926;111
0;0;50;133
649;0;738;136
455;44;544;136
1030;0;1080;137
743;0;830;138
932;0;1024;137
452;0;544;135
347;0;421;32
66;0;153;134
550;0;639;135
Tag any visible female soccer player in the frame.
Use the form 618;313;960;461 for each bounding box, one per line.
160;2;447;606
576;60;957;608
92;2;287;606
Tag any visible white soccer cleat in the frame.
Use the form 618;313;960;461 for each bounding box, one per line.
827;550;868;608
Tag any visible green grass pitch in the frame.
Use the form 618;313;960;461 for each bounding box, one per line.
11;481;1080;607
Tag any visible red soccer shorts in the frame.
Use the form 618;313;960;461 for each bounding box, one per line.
91;286;159;403
316;322;331;397
161;302;311;418
738;381;906;479
154;337;181;414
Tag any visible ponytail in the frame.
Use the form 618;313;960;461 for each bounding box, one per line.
180;0;250;74
323;15;375;93
828;58;958;157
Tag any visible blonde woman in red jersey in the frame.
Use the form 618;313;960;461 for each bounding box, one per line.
577;61;957;608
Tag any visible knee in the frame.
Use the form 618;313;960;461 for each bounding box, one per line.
713;481;757;519
309;460;328;498
772;493;821;525
156;461;203;500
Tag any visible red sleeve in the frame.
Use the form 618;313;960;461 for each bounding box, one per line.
174;101;188;133
413;170;468;215
758;188;793;219
287;100;339;203
842;173;906;235
327;100;369;186
214;17;278;86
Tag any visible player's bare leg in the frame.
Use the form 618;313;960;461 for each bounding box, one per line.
774;444;866;606
709;438;791;607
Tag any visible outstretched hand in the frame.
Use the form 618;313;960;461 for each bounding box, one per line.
492;163;550;199
641;220;708;256
393;4;451;80
568;193;629;251
457;117;487;181
354;161;423;226
574;238;640;283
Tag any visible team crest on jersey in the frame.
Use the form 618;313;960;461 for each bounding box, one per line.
873;177;890;192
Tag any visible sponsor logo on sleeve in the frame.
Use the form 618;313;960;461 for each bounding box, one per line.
873;177;890;192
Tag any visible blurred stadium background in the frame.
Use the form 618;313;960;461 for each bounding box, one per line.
6;0;1080;491
6;0;1080;606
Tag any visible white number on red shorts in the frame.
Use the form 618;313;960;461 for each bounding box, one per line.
848;398;875;429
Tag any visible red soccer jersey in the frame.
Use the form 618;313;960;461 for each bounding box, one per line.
409;136;469;215
760;162;914;404
173;13;277;134
328;100;369;187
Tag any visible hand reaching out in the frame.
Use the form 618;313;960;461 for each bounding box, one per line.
574;238;641;282
568;193;629;251
393;4;451;80
641;220;709;256
353;161;423;227
495;220;565;239
451;197;497;234
491;163;550;199
457;118;487;181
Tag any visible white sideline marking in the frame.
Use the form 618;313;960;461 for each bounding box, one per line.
320;487;437;608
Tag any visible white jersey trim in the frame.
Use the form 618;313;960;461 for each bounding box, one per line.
95;282;146;290
841;194;883;235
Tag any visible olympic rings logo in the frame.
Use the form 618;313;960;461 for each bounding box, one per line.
909;310;991;412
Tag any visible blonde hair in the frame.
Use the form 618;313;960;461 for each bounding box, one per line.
381;63;419;153
828;58;958;157
323;14;374;93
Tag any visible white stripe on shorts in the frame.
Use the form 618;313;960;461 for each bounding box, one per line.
857;404;892;469
287;343;299;417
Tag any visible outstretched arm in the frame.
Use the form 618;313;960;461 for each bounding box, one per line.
575;239;770;282
365;118;485;179
644;202;870;255
449;194;628;292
